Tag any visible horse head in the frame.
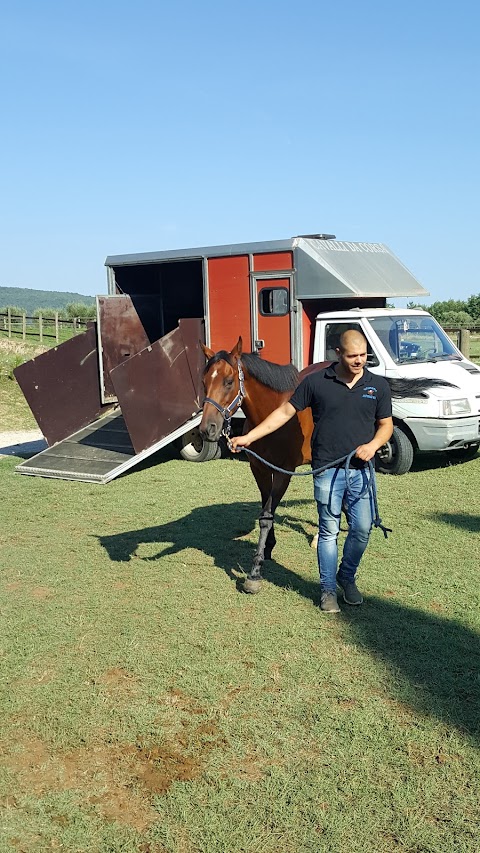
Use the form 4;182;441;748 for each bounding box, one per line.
199;337;244;442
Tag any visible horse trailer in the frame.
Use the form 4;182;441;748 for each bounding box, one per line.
14;234;437;483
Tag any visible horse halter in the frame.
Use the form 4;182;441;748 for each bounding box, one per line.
203;358;246;438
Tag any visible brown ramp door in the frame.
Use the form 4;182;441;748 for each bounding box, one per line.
15;319;205;484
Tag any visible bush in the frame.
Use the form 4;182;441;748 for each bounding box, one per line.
65;302;96;321
466;294;480;322
0;305;25;317
442;311;474;326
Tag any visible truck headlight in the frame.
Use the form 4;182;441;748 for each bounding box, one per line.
441;398;471;416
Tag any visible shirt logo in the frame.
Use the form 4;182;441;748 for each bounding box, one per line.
362;385;377;400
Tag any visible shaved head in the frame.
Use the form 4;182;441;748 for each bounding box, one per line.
335;329;368;381
338;329;367;353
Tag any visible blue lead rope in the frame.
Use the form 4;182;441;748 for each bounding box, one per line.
231;445;392;538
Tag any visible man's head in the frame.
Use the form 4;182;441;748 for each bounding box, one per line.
336;329;368;376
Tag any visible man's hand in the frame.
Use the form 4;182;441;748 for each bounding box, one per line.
356;417;393;462
230;434;252;453
228;402;297;453
355;441;378;462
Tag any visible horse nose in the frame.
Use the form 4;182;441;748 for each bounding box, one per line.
200;421;218;441
206;422;218;440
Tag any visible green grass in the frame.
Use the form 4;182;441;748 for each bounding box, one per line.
0;340;50;430
1;446;479;852
469;333;480;363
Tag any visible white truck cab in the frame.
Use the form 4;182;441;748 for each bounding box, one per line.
313;308;480;473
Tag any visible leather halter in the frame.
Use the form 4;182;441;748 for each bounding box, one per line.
203;359;246;437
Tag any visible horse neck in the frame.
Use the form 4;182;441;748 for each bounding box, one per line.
240;370;292;426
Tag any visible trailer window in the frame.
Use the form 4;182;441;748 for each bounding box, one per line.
258;287;289;317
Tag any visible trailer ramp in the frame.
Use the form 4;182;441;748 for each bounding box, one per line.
16;411;202;484
14;317;206;484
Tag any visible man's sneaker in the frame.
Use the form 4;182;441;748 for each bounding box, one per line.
320;592;341;613
339;581;363;606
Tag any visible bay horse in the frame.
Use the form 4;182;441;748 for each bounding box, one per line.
200;338;455;594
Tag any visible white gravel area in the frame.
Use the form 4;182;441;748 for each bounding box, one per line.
0;429;47;457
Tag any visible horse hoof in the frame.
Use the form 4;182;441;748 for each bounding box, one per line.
243;578;262;594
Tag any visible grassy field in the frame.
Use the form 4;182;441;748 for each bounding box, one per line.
1;435;479;851
0;340;47;430
468;332;480;362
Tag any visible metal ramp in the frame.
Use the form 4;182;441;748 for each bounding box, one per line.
16;410;202;484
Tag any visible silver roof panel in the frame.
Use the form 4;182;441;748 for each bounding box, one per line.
295;239;429;299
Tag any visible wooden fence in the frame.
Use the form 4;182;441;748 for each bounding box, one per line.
0;310;90;344
443;326;480;360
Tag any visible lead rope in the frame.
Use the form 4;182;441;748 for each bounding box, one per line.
228;442;392;538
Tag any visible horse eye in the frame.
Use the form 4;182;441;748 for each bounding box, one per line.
225;378;234;387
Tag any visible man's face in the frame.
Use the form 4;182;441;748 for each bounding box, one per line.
336;341;368;374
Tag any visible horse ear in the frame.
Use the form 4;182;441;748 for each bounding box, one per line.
231;336;243;359
200;342;215;360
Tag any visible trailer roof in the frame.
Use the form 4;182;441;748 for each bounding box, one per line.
294;238;429;298
105;236;429;299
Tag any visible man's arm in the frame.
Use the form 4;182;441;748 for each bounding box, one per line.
355;417;394;462
230;401;297;451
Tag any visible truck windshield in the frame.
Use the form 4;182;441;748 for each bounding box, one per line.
368;316;461;365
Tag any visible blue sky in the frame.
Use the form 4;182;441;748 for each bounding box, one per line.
1;0;479;303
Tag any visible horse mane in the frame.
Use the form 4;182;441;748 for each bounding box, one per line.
388;377;458;398
204;350;299;393
242;352;300;393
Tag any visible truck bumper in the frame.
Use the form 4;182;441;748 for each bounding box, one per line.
404;416;480;451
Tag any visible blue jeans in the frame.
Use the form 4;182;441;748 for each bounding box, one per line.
313;466;374;593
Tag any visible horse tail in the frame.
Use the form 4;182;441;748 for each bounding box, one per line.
387;377;458;398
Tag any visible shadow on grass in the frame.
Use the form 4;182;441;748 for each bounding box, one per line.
98;496;317;589
428;512;480;533
98;499;480;741
406;451;479;474
344;597;480;741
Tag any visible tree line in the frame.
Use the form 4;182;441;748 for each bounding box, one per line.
3;295;480;327
0;301;96;321
407;295;480;326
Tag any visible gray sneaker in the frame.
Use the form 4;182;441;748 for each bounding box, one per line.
339;582;363;606
320;592;341;613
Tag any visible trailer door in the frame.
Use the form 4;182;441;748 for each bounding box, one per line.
96;295;151;404
255;277;292;364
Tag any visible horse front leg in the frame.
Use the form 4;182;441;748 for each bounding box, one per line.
243;471;292;594
243;495;273;594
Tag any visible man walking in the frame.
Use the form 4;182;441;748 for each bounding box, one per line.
230;330;393;613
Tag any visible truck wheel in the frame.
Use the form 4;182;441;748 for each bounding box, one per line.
177;428;220;462
376;426;414;475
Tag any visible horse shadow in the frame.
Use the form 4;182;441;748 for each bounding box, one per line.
98;497;320;599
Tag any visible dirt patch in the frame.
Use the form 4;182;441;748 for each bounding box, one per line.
1;705;233;832
163;688;205;715
429;600;447;613
136;744;201;794
2;737;158;831
31;587;53;600
336;698;359;710
96;667;137;688
0;340;48;357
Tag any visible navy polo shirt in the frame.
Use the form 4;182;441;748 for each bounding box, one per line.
289;364;392;468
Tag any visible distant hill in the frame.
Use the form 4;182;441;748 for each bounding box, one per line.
0;286;96;315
